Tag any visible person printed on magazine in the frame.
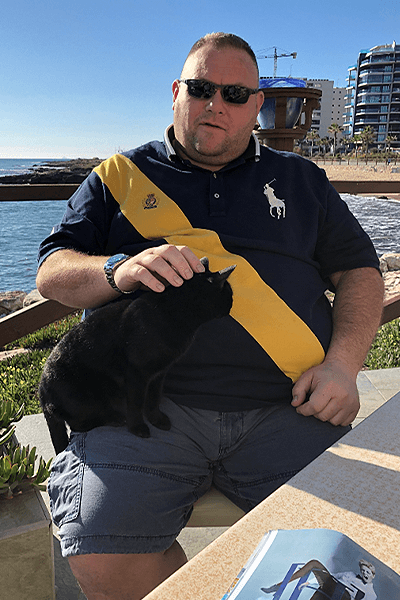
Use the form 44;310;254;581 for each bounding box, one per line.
261;557;377;599
36;32;384;600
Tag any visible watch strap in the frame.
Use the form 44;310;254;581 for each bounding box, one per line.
104;255;131;294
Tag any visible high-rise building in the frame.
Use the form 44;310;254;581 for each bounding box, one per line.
343;41;400;149
303;79;346;138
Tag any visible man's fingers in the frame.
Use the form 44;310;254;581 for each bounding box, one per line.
114;245;206;293
291;371;313;407
177;245;206;274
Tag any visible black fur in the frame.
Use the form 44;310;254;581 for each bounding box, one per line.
39;257;235;453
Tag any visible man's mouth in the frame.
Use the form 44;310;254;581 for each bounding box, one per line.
199;122;224;130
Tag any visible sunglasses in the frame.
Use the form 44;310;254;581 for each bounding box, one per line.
179;79;259;104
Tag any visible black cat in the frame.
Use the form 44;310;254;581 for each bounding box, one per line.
39;257;235;453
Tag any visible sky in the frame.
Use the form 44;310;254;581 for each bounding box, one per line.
1;0;399;158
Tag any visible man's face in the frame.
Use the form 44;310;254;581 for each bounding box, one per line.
360;565;374;584
172;44;264;171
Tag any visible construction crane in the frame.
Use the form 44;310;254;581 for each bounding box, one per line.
257;47;297;77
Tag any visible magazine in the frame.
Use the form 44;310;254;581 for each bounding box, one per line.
221;529;400;600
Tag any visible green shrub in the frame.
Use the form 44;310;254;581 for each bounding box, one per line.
364;318;400;370
5;311;81;350
0;350;51;414
0;311;81;414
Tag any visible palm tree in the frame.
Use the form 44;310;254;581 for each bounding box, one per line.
306;130;320;157
359;126;376;155
350;134;362;161
385;134;397;152
327;123;343;155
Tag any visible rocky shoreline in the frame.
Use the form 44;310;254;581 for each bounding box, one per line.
0;158;103;185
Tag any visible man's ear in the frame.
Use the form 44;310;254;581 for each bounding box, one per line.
172;80;180;109
256;90;265;114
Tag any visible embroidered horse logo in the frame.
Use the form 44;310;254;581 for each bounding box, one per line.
263;179;286;219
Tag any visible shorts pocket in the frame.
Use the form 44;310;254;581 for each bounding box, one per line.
48;434;85;527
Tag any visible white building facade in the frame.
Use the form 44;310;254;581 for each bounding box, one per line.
302;79;346;139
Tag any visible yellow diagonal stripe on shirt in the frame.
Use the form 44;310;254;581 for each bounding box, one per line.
95;155;325;381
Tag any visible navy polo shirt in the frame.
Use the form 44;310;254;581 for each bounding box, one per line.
38;126;380;410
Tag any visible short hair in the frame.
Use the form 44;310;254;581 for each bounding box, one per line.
182;32;259;78
359;559;375;575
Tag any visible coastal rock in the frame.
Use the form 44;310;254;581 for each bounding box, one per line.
383;271;400;300
0;158;103;185
0;291;27;317
23;289;45;307
380;252;400;273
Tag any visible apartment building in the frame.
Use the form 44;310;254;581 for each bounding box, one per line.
303;79;346;138
343;41;400;149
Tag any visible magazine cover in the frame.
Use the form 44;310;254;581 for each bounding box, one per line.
221;529;400;599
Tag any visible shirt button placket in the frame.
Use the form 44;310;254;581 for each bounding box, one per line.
209;172;226;216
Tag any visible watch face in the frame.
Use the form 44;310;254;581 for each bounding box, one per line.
106;254;128;270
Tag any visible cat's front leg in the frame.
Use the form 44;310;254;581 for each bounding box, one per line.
145;373;171;431
124;371;151;438
129;419;151;438
126;400;150;438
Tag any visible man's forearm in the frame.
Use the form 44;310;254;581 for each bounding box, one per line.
36;250;121;309
327;267;384;374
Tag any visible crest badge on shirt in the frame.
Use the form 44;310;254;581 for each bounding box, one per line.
263;179;286;219
143;193;159;210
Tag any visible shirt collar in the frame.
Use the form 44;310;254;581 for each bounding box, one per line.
163;124;261;164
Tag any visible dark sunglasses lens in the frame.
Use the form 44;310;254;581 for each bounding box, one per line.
187;81;215;99
184;80;253;104
222;85;250;104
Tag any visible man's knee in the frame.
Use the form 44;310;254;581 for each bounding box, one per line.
68;543;187;600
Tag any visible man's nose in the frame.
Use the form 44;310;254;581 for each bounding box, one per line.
205;90;226;112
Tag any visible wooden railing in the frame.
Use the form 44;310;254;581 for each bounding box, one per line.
0;180;400;201
0;184;79;201
0;299;75;348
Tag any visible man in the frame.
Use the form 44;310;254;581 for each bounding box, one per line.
36;33;384;600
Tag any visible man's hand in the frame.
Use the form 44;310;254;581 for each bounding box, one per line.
114;244;205;293
291;361;360;427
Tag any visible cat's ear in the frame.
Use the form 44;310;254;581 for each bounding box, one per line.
200;256;210;271
218;264;236;280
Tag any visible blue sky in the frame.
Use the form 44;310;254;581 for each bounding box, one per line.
2;0;399;158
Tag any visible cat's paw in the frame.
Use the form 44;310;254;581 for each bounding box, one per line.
129;423;151;438
149;411;171;431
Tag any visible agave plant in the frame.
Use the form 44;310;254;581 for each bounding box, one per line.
0;443;52;499
0;397;52;499
0;398;24;445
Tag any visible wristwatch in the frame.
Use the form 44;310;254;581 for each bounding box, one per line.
103;253;131;294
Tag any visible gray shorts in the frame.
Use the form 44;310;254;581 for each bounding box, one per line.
48;397;350;556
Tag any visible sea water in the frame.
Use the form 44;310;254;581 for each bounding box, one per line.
0;158;57;178
0;200;68;292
